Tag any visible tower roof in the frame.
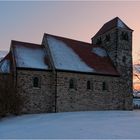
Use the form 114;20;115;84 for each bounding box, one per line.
93;17;133;38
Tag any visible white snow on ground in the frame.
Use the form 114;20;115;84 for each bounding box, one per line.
0;59;10;73
15;45;48;69
47;36;94;72
1;111;140;139
92;47;107;57
117;19;126;28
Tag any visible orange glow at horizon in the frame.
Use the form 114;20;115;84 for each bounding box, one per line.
134;84;140;91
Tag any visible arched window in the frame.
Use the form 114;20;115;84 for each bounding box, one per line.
69;79;76;89
87;80;92;90
122;56;126;63
33;77;39;88
96;37;102;45
102;82;108;91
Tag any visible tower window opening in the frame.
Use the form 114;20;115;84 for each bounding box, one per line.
105;34;110;42
121;32;129;41
122;56;126;63
96;37;102;45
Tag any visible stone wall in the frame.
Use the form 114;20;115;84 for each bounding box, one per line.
16;70;55;114
14;69;132;114
92;27;133;110
0;73;13;89
56;71;128;112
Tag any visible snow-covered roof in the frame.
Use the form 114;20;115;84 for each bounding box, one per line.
44;34;119;76
12;41;49;70
47;36;94;72
117;18;126;28
93;17;133;38
0;60;10;73
92;47;107;57
0;53;11;73
0;51;8;61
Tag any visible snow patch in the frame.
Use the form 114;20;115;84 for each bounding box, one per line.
0;51;8;61
15;45;48;69
47;36;94;72
117;19;126;28
0;59;10;73
92;47;107;57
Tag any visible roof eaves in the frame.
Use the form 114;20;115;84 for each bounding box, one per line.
56;69;120;77
16;67;52;72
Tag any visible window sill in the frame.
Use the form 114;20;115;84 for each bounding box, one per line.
86;89;93;92
33;87;41;90
68;88;77;92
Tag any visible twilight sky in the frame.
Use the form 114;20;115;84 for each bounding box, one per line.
0;1;140;62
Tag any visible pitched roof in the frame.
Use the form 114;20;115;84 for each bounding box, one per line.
93;17;133;38
0;52;11;73
0;51;8;61
44;34;119;76
11;40;50;70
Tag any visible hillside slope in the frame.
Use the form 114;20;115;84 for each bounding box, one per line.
0;111;140;139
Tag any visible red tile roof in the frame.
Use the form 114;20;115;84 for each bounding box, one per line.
45;34;119;76
93;17;133;38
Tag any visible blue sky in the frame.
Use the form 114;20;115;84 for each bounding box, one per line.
0;1;139;62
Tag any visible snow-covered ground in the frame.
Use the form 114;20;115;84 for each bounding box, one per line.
1;111;140;139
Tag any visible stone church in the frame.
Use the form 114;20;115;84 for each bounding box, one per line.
0;17;133;113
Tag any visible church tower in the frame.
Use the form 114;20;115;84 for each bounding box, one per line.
92;17;133;109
